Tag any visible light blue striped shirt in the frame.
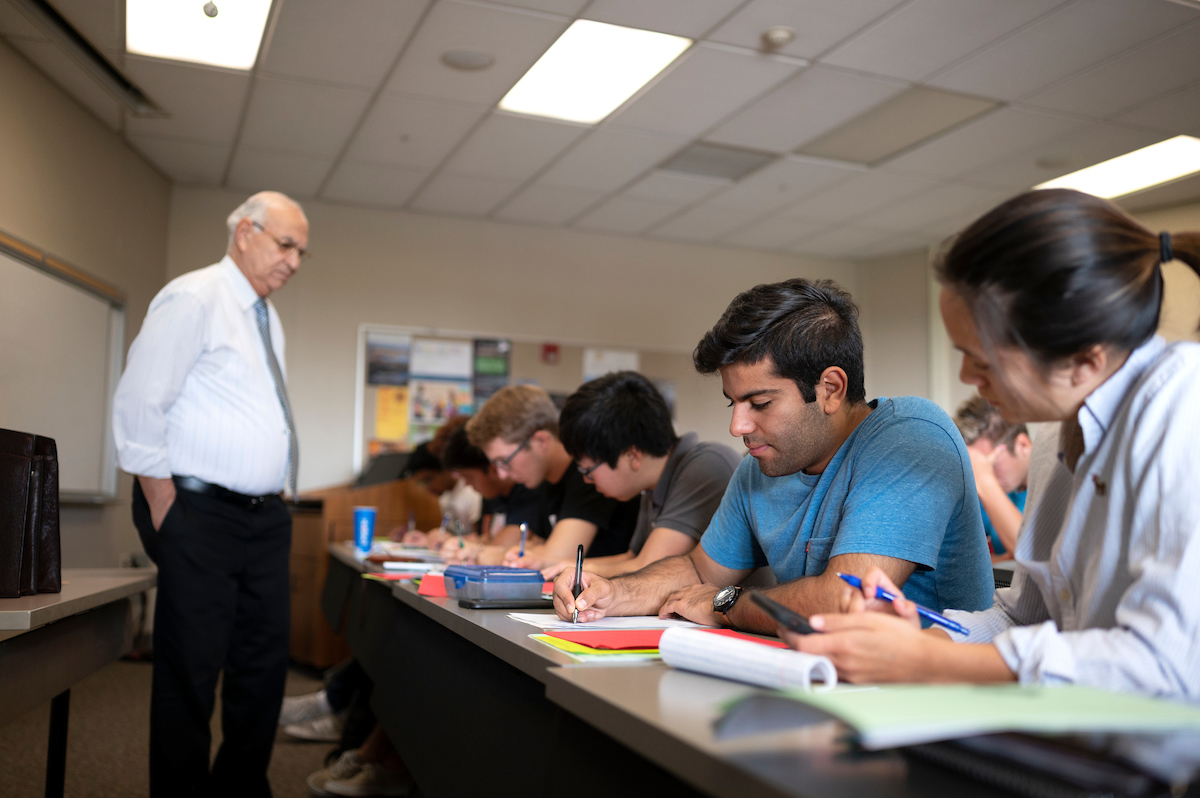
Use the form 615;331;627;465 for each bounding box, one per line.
947;336;1200;698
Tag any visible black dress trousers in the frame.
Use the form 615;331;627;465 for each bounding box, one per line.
132;479;291;798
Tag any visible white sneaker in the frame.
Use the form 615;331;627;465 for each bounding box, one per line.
325;763;412;797
306;750;363;797
280;689;333;726
284;713;344;742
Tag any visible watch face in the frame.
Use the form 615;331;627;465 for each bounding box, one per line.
714;586;739;613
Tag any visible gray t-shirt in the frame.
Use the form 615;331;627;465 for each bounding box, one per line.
628;433;743;555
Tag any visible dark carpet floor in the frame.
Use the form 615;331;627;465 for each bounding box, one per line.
0;660;331;797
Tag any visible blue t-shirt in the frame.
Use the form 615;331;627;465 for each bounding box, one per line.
981;490;1026;555
700;396;994;613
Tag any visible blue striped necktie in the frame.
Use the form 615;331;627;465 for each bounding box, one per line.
255;298;298;500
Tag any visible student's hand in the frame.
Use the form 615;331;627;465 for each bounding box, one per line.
401;530;428;547
658;583;724;627
967;446;1001;493
781;611;937;684
441;539;481;564
841;567;922;626
475;545;508;566
503;546;548;570
426;528;454;550
553;569;614;622
540;560;571;581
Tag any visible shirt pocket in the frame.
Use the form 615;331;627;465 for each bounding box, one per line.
803;535;836;577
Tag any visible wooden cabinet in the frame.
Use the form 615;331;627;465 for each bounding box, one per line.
288;479;442;669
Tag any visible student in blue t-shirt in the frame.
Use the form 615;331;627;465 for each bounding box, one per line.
953;395;1032;562
551;278;994;631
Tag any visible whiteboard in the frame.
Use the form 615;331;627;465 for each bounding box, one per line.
0;248;124;500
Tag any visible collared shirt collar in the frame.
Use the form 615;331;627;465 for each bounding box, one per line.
650;432;699;508
1077;335;1166;455
219;254;264;312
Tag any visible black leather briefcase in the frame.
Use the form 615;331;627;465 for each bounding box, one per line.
0;428;62;597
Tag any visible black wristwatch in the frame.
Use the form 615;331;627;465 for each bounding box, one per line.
713;585;743;616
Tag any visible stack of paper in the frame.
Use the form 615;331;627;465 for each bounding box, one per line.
659;627;836;693
507;613;705;631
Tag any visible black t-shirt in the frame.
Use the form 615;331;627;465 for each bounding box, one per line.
543;463;640;558
481;483;551;540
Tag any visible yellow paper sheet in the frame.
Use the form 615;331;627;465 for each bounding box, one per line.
375;386;409;441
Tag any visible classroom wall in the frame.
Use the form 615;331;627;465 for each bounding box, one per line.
856;250;931;403
0;39;171;568
165;187;858;491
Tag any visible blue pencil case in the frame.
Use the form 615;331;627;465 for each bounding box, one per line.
443;565;545;601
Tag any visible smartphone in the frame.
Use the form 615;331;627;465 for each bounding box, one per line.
750;592;818;635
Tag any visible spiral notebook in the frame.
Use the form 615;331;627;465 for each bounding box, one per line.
658;627;837;692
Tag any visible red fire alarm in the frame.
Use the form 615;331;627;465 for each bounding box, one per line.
541;343;560;365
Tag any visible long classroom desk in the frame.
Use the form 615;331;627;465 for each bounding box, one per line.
321;545;1004;798
0;568;157;798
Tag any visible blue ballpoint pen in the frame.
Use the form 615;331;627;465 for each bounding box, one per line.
836;572;969;635
518;523;528;558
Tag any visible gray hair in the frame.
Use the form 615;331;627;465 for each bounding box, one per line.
225;191;306;250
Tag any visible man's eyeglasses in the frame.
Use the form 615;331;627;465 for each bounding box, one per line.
577;460;602;480
253;221;311;260
491;433;534;473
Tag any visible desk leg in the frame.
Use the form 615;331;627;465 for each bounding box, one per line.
45;688;69;798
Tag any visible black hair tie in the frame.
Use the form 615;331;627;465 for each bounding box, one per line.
1160;231;1173;264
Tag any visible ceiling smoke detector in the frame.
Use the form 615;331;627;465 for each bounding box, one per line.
761;26;795;51
203;2;218;18
441;50;494;71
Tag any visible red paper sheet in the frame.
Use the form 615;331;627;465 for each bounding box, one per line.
547;629;666;650
543;581;554;593
416;575;448;597
702;628;788;648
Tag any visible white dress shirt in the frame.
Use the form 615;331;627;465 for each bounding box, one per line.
947;336;1200;698
113;256;291;496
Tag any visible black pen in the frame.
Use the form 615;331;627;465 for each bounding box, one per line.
572;544;584;624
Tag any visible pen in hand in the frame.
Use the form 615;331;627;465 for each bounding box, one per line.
518;523;528;558
571;544;584;624
836;572;969;635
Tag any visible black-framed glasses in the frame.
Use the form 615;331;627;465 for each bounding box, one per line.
491;433;534;473
253;221;311;260
577;460;602;480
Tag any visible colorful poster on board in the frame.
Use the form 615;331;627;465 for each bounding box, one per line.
473;339;511;403
366;332;411;386
408;378;474;445
374;386;409;441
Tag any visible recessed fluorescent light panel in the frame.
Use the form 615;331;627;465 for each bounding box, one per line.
126;0;272;70
499;20;690;124
1035;135;1200;198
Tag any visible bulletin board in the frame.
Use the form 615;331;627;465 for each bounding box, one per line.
352;323;692;477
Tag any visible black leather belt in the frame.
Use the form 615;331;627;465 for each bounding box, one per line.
173;475;278;510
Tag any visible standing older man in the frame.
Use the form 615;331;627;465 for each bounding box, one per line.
113;191;308;796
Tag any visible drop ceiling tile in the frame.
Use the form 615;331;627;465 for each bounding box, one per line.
625;171;728;203
583;0;744;38
789;224;897;259
709;156;862;213
649;203;766;243
227;147;333;198
536;128;685;192
441;113;587;182
722;215;826;250
707;66;906;154
965;123;1165;192
864;182;1009;233
384;0;567;106
263;0;429;88
610;43;801;138
573;196;684;234
322;160;430;207
126;136;229;185
823;0;1066;82
494;186;605;224
1114;80;1200;137
343;95;486;170
410;173;521;216
882;106;1082;178
1024;22;1200;120
851;232;936;260
239;77;372;157
927;0;1199;101
782;170;939;222
8;39;121;130
123;57;250;143
708;0;906;60
481;0;589;13
51;0;121;55
0;3;47;39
